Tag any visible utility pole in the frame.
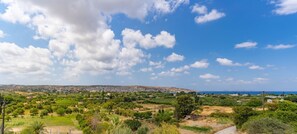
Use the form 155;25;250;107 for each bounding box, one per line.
262;91;265;111
1;100;5;134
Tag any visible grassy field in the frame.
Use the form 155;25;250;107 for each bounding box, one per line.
7;114;78;128
180;125;212;133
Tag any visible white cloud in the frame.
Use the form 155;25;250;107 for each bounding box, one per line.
216;58;241;66
191;59;209;68
266;44;295;50
235;42;257;49
154;0;189;14
272;0;297;15
192;4;225;24
249;65;264;70
159;65;190;77
0;42;52;75
200;73;220;79
165;53;184;62
0;30;6;38
195;9;225;24
122;28;176;49
192;4;207;14
149;61;165;69
224;77;269;84
140;67;153;72
0;0;186;79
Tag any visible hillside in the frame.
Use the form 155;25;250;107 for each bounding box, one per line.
0;85;194;93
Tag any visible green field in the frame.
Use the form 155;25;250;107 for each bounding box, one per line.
7;114;78;128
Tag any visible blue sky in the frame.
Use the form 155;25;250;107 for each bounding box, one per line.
0;0;296;91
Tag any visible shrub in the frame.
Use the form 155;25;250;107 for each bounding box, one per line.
233;106;256;128
40;110;49;117
65;108;72;114
56;108;66;116
242;118;293;134
134;112;152;120
152;123;180;134
124;119;142;131
245;98;262;107
275;111;297;123
30;108;39;116
209;112;232;118
277;101;297;112
137;126;149;134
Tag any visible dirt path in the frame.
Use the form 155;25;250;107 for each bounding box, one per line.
215;126;237;134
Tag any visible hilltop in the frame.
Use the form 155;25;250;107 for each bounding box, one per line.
0;85;194;93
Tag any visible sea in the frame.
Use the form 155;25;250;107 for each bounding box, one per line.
199;91;297;95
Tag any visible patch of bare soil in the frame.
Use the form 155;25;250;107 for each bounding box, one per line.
200;106;233;116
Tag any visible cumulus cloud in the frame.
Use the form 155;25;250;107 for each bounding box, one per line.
0;42;52;75
272;0;297;15
266;44;295;50
192;4;207;14
0;0;185;79
159;65;190;77
200;73;220;79
216;58;241;66
140;67;153;72
149;61;165;69
195;10;225;24
235;42;257;49
192;4;225;24
165;53;184;62
122;28;175;49
225;77;269;84
249;65;264;70
190;59;209;68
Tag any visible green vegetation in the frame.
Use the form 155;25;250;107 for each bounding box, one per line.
242;118;293;134
0;90;297;134
180;125;212;133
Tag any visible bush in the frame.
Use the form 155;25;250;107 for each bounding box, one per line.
245;98;262;107
277;101;297;112
153;123;180;134
124;119;142;131
56;108;66;116
137;126;149;134
233;106;256;128
134;112;152;120
40;110;49;117
30;108;39;116
154;110;173;125
275;111;297;123
65;108;72;114
209;112;232;118
242;118;293;134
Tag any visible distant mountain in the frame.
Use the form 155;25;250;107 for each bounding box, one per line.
0;85;194;93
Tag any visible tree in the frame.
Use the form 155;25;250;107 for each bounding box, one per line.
175;95;195;120
233;106;256;128
124;119;142;131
